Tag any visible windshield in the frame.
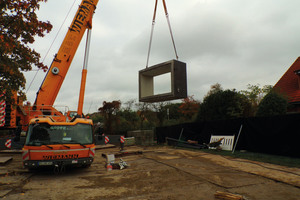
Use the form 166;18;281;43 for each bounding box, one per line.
25;122;93;146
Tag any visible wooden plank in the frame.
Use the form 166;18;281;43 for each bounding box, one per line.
215;191;244;200
102;151;143;159
95;144;116;150
0;149;22;154
0;157;13;165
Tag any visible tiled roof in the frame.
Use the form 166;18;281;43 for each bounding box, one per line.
274;57;300;103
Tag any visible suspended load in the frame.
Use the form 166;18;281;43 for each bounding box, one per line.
139;0;187;102
139;59;187;102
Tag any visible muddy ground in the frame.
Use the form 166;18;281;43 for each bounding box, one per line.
0;145;300;200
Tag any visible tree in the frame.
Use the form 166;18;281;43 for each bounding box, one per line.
178;96;200;121
164;103;181;120
0;0;52;103
151;102;170;127
98;101;121;134
204;83;223;98
135;102;156;130
117;109;139;132
122;99;136;111
240;84;272;116
89;112;104;124
197;87;250;121
256;90;288;117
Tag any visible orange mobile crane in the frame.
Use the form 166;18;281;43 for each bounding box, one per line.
1;0;99;171
1;0;98;131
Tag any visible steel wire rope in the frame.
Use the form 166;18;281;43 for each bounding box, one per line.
146;0;158;68
162;0;179;60
26;0;78;94
146;0;179;68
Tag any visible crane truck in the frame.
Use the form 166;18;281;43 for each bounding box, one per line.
1;0;99;171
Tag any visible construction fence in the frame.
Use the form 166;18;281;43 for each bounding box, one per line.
156;113;300;158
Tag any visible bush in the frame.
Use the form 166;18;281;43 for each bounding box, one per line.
256;91;288;117
197;89;250;121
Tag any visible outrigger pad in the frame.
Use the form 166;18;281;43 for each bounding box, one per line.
139;60;187;102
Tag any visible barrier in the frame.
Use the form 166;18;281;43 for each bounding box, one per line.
209;135;235;151
105;136;109;144
155;115;300;157
5;139;11;149
120;136;125;143
120;136;125;151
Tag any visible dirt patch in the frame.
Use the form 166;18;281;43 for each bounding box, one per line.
200;153;300;187
1;146;300;200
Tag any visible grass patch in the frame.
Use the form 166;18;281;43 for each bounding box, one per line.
200;149;300;168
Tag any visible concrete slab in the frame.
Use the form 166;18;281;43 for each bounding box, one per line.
0;156;12;165
139;60;187;102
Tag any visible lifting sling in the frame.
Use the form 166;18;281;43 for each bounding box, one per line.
146;0;179;68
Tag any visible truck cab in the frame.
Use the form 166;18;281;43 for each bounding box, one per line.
22;117;95;171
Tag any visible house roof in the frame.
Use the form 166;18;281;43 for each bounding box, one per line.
274;57;300;103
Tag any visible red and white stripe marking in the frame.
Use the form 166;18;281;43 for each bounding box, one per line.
22;150;29;161
0;98;6;127
5;139;11;148
89;147;95;158
120;136;125;144
105;136;109;144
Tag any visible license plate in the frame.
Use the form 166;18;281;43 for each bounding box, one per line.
39;161;53;166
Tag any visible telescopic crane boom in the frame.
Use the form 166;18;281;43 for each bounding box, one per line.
34;0;98;109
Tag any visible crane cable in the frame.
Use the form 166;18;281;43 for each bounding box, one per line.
162;0;179;61
26;0;78;94
146;0;158;68
146;0;179;68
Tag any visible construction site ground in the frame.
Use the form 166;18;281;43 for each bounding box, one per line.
0;145;300;200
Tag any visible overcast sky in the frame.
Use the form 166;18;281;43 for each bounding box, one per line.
24;0;300;113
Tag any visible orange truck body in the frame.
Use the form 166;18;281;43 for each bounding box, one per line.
22;118;95;169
